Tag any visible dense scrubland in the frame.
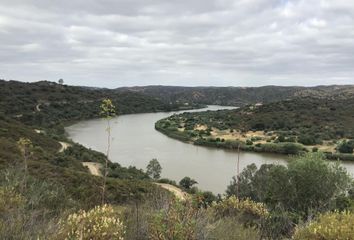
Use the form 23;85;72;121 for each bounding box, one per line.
156;96;354;161
118;84;354;106
1;80;354;239
0;80;203;128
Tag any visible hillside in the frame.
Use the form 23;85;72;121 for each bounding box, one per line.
2;80;354;239
0;112;157;199
0;81;173;237
0;79;184;205
156;96;354;159
117;85;354;106
0;80;202;129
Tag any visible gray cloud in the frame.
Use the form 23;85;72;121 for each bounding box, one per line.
0;0;354;87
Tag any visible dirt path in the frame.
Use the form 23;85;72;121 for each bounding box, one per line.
58;141;102;176
35;103;41;112
82;162;102;176
78;162;185;197
155;183;188;201
34;129;43;134
58;141;71;153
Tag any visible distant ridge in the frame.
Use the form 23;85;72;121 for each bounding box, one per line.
116;84;354;106
3;79;354;109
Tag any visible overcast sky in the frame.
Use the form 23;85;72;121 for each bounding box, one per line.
0;0;354;88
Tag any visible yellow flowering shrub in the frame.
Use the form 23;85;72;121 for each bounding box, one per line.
212;196;269;219
57;204;125;240
0;187;26;238
294;211;354;240
0;187;25;213
149;199;198;240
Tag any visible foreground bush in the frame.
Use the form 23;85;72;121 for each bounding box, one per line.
0;187;25;213
213;196;269;219
206;216;260;240
57;204;125;240
227;153;351;217
149;199;198;240
0;187;26;239
294;211;354;240
0;169;77;239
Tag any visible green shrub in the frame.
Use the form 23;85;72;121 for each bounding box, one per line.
298;135;317;146
0;186;25;215
337;140;354;154
227;153;351;218
206;217;260;240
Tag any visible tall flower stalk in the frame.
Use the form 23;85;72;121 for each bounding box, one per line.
100;99;116;204
17;137;32;192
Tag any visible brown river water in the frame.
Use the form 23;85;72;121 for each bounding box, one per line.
66;106;354;194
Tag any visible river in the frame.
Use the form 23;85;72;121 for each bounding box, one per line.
66;105;354;194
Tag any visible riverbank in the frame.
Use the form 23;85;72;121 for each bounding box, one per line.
155;119;354;162
65;106;289;194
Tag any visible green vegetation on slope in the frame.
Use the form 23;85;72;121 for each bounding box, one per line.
0;80;203;129
118;84;354;106
2;80;354;239
0;115;158;203
156;96;354;159
2;152;354;239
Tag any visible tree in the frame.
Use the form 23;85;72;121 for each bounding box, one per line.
226;163;257;199
337;140;354;154
17;137;32;191
179;177;198;190
226;153;351;218
58;79;64;85
146;159;162;180
286;153;350;216
100;99;116;204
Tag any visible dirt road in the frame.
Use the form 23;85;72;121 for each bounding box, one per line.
82;162;103;176
155;183;188;201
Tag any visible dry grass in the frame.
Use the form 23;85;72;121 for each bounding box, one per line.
207;128;273;144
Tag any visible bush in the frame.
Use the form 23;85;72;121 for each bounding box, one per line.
212;196;269;220
298;135;317;146
294;211;354;240
0;170;77;239
277;135;286;142
325;152;354;161
227;153;351;218
206;217;260;240
261;209;296;239
179;177;198;190
337;140;354;154
0;187;25;214
57;204;125;240
149;200;197;240
157;178;177;186
281;143;305;154
287;153;351;215
255;142;305;155
194;191;217;208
